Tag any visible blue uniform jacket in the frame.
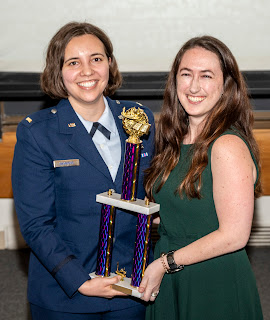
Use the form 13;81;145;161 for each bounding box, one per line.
12;97;155;313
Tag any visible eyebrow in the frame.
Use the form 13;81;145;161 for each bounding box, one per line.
179;67;215;75
64;53;105;64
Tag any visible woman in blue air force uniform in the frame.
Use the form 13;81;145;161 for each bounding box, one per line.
12;22;154;320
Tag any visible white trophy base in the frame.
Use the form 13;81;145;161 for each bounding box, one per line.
89;272;143;298
96;191;160;215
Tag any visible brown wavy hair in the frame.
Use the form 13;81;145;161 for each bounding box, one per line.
40;22;122;99
145;35;262;200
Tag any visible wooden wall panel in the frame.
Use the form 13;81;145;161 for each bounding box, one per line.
0;132;16;198
254;129;270;195
0;129;269;198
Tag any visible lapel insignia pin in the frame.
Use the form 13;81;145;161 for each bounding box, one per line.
25;117;32;123
116;100;120;104
51;109;57;114
68;123;76;127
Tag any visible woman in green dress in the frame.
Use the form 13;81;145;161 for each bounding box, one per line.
139;36;263;319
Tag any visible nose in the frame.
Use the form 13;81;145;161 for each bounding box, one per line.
81;63;94;76
190;76;200;93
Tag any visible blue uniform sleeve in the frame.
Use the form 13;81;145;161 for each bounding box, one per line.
12;123;90;298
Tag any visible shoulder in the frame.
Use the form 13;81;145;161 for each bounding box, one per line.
106;97;154;121
211;134;255;177
212;134;250;159
110;98;147;109
18;101;63;129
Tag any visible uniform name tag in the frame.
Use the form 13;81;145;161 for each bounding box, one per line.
53;159;80;168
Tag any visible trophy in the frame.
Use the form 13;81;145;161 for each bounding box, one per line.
90;106;160;298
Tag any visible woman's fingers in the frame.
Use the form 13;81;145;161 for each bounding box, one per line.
79;275;127;298
138;276;148;293
140;285;160;302
103;276;127;297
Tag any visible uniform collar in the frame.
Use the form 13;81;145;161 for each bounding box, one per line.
75;96;117;135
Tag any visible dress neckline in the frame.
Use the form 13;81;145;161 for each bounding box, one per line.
181;143;193;147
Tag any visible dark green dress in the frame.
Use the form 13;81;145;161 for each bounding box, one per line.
146;132;263;320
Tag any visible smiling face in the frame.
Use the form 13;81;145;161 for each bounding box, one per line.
176;47;224;125
61;34;110;115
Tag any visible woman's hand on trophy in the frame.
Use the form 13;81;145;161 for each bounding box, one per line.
78;276;127;298
138;258;165;301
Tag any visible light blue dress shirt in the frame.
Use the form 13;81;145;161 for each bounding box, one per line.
76;97;121;181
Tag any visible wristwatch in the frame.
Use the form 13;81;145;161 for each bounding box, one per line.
166;250;184;273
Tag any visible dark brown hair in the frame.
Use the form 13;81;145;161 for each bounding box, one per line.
40;22;122;99
145;35;262;200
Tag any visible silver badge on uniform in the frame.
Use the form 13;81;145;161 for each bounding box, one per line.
53;159;80;168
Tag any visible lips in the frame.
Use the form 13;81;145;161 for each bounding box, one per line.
77;80;97;88
187;95;206;102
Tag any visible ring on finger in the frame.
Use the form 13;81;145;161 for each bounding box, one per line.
151;291;159;297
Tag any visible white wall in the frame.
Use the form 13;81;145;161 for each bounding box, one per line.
0;199;26;249
1;0;270;72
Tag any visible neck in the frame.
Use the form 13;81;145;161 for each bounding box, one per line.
184;117;205;144
68;97;106;122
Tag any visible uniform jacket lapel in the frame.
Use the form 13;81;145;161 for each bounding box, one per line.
106;97;128;188
56;99;112;181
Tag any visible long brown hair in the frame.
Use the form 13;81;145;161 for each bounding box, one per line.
145;35;262;200
40;22;122;99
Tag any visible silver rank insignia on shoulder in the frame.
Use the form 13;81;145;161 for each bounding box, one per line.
116;100;120;104
136;102;143;106
25;117;32;123
53;159;80;168
51;109;57;114
68;123;76;127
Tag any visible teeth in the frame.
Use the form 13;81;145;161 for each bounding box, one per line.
188;95;205;102
78;81;97;88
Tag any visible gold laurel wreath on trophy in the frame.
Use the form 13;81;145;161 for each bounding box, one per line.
119;107;151;144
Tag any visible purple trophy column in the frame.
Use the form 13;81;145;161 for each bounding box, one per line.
95;204;116;277
121;142;141;201
120;140;152;287
131;214;153;287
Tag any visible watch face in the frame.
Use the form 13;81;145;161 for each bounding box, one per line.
167;251;184;273
167;252;177;269
167;255;173;264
